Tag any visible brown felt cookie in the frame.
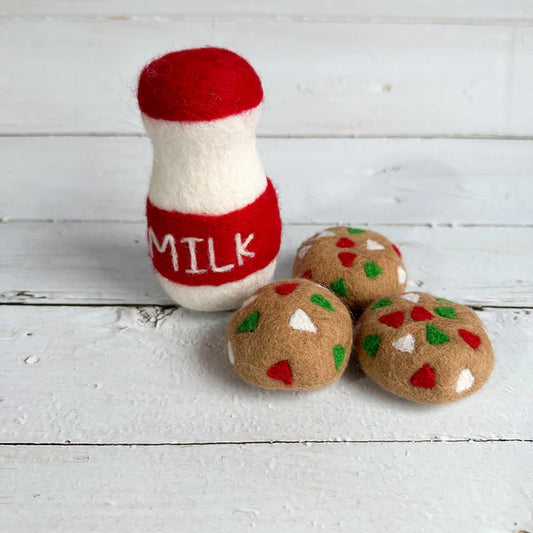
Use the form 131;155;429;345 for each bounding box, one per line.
227;278;353;391
292;226;407;311
355;292;494;404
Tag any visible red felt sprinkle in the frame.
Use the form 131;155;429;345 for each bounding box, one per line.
302;270;313;280
336;238;355;248
379;310;405;328
392;244;402;258
411;306;434;322
458;329;482;350
338;252;357;267
410;363;436;389
275;283;298;295
267;360;293;385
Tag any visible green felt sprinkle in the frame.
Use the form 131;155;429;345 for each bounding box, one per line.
436;297;453;303
332;345;346;371
426;324;450;345
434;306;457;319
310;294;334;312
348;227;365;234
371;298;393;310
362;334;381;357
331;278;348;297
364;261;382;279
237;311;260;333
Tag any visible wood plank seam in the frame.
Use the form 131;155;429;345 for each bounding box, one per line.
0;436;529;446
3;14;533;27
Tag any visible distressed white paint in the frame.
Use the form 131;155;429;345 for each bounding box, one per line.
1;4;532;529
0;305;530;443
1;222;531;307
4;137;533;225
0;442;531;532
4;1;533;21
1;20;533;136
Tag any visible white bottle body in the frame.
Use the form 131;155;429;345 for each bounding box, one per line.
144;107;277;311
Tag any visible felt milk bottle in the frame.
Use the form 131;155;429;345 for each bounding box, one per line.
137;47;282;311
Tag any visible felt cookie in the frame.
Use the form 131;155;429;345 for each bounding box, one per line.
355;292;494;404
292;226;407;310
227;278;353;391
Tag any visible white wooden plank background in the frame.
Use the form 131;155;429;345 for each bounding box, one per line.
1;305;531;444
2;137;533;224
1;19;533;136
1;443;531;532
1;2;532;531
4;1;533;21
0;223;531;307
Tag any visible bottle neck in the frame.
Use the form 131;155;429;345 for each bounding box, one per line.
144;107;267;215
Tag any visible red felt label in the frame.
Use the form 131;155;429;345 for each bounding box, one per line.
146;179;281;286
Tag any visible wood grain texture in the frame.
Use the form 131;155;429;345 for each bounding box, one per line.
2;136;533;225
1;222;530;307
3;0;533;22
0;443;531;532
0;304;530;444
1;19;532;136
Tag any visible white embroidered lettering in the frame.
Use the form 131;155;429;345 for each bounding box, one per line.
181;237;207;274
148;228;178;271
207;238;234;273
235;233;255;266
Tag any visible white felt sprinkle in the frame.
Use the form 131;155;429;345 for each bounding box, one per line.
456;368;475;393
227;342;235;366
298;244;312;260
392;333;415;353
366;239;385;251
401;293;420;304
314;230;336;239
240;294;258;309
398;266;407;285
289;308;317;333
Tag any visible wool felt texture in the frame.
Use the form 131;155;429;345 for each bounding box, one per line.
157;260;276;312
138;48;263;122
227;278;353;391
292;226;407;311
138;48;281;311
143;108;268;215
355;292;494;405
147;179;281;287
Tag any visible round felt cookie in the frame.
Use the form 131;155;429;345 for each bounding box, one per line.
292;226;407;310
355;292;494;404
227;278;353;391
